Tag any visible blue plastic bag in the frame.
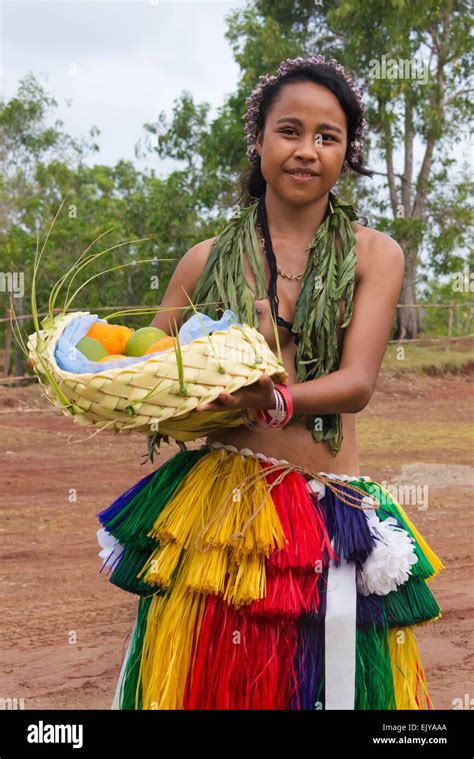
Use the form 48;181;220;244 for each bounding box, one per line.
54;309;241;374
177;309;239;344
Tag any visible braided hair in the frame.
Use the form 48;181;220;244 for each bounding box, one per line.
256;192;336;344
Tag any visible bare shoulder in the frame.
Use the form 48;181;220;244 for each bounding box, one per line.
181;235;219;269
354;223;405;279
149;235;220;332
171;234;219;288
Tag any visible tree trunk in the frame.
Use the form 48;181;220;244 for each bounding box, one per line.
396;244;419;339
2;309;13;377
12;295;26;378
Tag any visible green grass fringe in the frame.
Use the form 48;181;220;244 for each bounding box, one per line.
384;576;441;627
355;622;396;709
106;448;209;549
119;595;154;709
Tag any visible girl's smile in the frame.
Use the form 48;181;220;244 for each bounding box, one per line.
284;170;320;184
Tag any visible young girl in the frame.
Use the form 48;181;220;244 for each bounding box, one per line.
98;55;444;710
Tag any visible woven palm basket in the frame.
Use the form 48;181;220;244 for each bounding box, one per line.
26;310;288;442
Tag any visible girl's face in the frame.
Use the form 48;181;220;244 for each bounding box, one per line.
255;81;348;205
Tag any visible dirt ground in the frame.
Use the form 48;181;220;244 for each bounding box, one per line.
0;368;472;710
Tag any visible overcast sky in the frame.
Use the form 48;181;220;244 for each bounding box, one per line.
1;0;469;197
1;0;246;172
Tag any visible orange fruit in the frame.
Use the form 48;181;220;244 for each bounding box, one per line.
98;354;127;363
86;322;134;355
144;336;176;354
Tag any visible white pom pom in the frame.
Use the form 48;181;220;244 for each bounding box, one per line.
357;512;418;596
96;527;125;566
307;478;326;499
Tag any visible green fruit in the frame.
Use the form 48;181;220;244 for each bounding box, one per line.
124;327;168;357
76;336;109;361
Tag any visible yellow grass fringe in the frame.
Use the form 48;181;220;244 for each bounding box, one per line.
388;626;434;709
138;449;287;608
137;576;207;709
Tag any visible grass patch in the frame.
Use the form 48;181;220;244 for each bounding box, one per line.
382;339;474;376
358;418;473;456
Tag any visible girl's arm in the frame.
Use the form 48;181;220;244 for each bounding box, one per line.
149;237;218;334
288;231;405;415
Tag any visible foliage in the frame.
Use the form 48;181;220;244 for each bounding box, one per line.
1;0;472;375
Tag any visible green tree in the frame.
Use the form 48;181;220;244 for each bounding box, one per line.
138;0;473;338
0;72;99;373
1;76;169;373
233;0;474;338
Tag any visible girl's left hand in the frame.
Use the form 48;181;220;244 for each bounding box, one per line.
195;373;276;412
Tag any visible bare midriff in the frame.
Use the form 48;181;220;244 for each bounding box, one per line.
205;234;361;476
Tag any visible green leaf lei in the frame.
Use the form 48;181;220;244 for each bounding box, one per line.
182;191;359;456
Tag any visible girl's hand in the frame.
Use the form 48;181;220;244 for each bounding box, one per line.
195;373;276;412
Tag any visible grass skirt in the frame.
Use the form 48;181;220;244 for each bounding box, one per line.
96;441;445;710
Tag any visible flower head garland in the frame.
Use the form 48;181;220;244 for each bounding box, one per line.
244;54;367;173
